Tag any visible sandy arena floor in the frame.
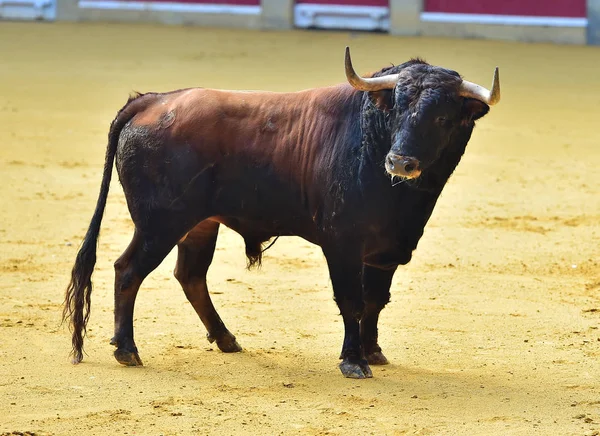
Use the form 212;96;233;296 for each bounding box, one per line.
0;21;599;435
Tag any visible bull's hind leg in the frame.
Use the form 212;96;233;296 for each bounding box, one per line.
111;230;180;366
174;220;241;353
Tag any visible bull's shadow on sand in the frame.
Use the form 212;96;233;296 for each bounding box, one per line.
76;342;571;431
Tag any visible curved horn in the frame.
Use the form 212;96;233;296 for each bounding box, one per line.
345;46;399;92
459;67;500;105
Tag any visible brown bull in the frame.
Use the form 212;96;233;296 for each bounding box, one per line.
63;47;500;378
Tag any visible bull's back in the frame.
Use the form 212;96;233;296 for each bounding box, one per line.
118;87;346;238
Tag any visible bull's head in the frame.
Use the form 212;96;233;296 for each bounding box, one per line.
345;47;500;180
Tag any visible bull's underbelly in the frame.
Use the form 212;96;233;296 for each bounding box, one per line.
206;203;320;246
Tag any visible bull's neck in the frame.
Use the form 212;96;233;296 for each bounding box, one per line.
307;84;365;178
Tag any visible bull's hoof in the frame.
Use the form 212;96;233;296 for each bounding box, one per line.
207;332;242;353
366;350;389;365
339;358;373;379
114;348;144;366
218;338;242;353
111;338;143;366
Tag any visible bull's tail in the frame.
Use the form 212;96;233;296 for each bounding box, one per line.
62;92;146;364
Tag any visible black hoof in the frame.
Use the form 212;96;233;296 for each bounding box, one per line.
114;348;144;366
207;332;242;353
111;337;143;366
366;350;389;365
218;338;242;353
339;358;373;379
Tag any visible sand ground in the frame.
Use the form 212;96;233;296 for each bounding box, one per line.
0;21;599;435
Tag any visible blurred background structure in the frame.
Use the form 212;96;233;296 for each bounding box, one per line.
2;0;599;45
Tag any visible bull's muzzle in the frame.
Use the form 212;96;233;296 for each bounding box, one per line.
385;154;422;179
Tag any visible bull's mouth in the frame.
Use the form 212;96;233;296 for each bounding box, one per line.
385;154;422;180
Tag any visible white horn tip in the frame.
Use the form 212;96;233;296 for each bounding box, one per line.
490;66;501;105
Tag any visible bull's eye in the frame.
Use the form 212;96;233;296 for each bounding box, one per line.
436;116;451;127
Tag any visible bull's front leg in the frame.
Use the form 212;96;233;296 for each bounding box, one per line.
360;264;397;365
323;248;372;379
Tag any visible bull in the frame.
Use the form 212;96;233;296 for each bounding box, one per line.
63;47;500;378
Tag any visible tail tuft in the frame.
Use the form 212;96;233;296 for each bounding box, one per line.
62;92;148;363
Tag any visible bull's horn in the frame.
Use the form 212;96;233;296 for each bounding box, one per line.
345;46;399;92
459;67;500;105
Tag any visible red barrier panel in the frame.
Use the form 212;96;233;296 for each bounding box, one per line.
424;0;585;18
297;1;388;6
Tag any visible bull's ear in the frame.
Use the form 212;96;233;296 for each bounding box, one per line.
461;98;489;123
368;90;394;111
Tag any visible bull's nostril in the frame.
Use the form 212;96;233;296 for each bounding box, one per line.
387;155;420;175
